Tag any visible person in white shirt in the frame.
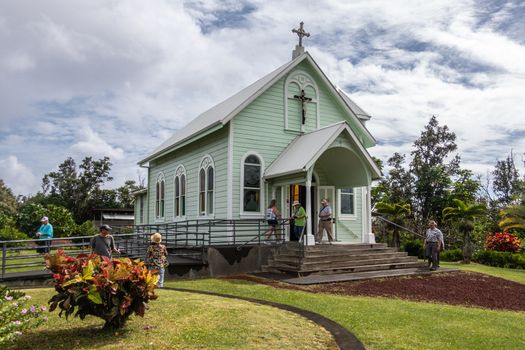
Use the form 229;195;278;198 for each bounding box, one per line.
424;220;444;271
316;198;334;244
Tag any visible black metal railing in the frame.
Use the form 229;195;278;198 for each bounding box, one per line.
0;218;293;280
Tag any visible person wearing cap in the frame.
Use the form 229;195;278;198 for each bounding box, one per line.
316;198;334;244
90;224;120;258
424;220;444;271
145;233;168;288
290;200;306;241
35;216;53;254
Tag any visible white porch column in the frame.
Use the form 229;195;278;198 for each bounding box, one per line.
365;185;375;244
304;169;316;246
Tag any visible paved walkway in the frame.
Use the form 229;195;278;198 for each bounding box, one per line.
253;267;457;285
165;287;365;350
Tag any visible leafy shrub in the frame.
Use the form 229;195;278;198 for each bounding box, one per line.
0;285;47;345
73;220;98;237
440;248;463;262
474;250;525;269
485;232;521;253
403;240;424;258
0;226;29;247
45;250;158;330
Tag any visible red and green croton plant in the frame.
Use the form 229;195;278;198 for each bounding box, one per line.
45;250;158;330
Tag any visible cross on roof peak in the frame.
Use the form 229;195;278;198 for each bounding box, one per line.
292;21;310;47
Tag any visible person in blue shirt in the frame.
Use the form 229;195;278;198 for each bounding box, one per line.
36;216;53;254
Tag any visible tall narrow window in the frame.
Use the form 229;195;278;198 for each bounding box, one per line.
199;169;206;215
199;156;214;216
181;174;186;216
155;174;165;218
174;166;186;218
174;177;180;217
340;188;355;215
242;154;261;212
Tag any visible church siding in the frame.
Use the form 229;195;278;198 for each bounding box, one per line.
147;127;229;223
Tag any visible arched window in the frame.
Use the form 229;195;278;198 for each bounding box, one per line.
174;166;186;218
199;156;214;216
284;71;319;132
242;154;262;212
155;173;165;218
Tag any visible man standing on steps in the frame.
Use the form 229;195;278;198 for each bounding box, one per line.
316;198;334;244
91;224;120;259
424;220;444;271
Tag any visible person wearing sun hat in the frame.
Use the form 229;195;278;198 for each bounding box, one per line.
316;198;334;244
145;232;168;288
35;216;53;254
290;200;306;241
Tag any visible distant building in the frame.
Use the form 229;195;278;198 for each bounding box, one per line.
92;208;134;232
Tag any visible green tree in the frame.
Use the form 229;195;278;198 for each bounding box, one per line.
498;198;525;234
0;179;17;217
442;199;486;263
374;202;411;248
492;154;525;206
372;153;414;207
410;116;460;227
116;180;140;208
42;156;113;222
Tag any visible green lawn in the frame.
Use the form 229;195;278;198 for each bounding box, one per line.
168;278;525;350
9;287;337;350
8;263;525;349
441;261;525;284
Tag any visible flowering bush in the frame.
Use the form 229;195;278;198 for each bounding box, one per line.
0;285;47;345
485;232;522;253
45;250;158;330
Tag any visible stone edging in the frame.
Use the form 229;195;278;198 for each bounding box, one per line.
163;287;365;350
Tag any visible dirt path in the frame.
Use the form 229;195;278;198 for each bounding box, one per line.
225;271;525;312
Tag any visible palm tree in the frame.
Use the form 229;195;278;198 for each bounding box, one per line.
442;198;486;263
374;202;411;248
499;199;525;232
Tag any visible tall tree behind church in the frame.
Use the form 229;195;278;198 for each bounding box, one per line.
409;116;460;226
492;153;525;206
42;157;113;223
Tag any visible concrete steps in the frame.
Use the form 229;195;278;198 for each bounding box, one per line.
263;243;425;277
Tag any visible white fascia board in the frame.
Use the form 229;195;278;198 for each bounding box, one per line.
304;54;376;147
341;125;382;179
222;54;308;125
138;122;223;165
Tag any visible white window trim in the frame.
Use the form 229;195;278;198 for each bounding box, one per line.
198;155;215;218
240;151;265;218
173;165;187;220
284;70;320;131
155;172;166;221
338;188;357;220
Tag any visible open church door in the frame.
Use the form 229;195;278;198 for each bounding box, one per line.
289;184;316;241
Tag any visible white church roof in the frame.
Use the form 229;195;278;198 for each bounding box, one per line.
264;121;381;179
139;52;375;165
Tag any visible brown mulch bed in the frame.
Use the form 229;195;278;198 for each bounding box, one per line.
224;271;525;312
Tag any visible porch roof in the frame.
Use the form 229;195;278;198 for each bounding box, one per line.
264;121;382;180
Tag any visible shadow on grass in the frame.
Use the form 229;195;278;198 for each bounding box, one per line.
8;324;130;350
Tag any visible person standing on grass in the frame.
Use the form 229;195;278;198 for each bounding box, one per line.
264;199;281;243
35;216;53;254
145;232;169;288
90;224;120;259
424;220;444;271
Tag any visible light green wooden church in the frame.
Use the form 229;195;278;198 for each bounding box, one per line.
134;23;381;246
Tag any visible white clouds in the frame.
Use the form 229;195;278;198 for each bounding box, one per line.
0;156;38;196
70;126;124;160
0;0;524;196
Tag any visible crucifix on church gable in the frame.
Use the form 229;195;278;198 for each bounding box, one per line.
293;89;312;126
